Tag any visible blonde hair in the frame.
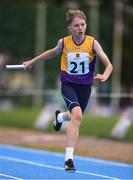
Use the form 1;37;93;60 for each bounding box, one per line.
66;10;87;25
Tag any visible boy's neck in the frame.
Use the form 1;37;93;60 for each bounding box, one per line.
72;35;86;45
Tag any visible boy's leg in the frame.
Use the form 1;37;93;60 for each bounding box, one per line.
66;106;82;148
64;106;82;171
58;111;71;122
55;83;91;171
53;110;70;131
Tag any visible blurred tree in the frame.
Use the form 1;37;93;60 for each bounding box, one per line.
122;3;133;88
0;1;36;60
111;0;124;108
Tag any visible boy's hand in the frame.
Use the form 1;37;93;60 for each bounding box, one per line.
22;61;32;70
94;73;107;82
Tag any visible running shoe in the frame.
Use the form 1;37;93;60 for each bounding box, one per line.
53;110;62;131
64;159;76;172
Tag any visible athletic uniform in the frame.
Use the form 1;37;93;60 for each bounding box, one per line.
60;35;96;112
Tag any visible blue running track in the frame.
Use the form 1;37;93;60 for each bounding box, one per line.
0;144;133;179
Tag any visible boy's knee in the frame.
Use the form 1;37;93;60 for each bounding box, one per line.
71;107;82;122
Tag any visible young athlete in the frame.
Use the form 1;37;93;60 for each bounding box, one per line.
23;9;113;172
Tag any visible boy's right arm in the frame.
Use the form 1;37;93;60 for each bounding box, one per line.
23;39;63;69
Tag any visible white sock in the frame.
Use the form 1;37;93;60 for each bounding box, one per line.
65;147;74;161
57;113;65;123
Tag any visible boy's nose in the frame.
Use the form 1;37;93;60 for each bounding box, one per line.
78;25;82;30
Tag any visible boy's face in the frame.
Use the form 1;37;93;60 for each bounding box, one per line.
68;17;87;37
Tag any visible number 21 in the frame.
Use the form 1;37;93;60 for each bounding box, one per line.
70;61;85;74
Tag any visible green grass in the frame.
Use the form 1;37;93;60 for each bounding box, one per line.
0;108;133;142
80;114;117;137
0;108;40;129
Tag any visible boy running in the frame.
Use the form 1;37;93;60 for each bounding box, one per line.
23;9;113;172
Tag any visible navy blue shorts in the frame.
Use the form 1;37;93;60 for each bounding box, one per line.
61;82;91;113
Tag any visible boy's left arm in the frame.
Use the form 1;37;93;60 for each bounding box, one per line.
93;40;113;82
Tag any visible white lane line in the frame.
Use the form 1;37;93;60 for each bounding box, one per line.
0;144;132;168
0;155;120;180
0;173;23;180
76;156;133;168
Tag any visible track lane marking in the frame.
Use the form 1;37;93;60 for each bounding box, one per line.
0;144;132;167
0;155;120;180
0;173;23;180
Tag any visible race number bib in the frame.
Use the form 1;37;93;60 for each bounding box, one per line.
67;52;90;75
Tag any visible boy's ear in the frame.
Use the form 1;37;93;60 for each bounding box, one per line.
67;25;71;32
